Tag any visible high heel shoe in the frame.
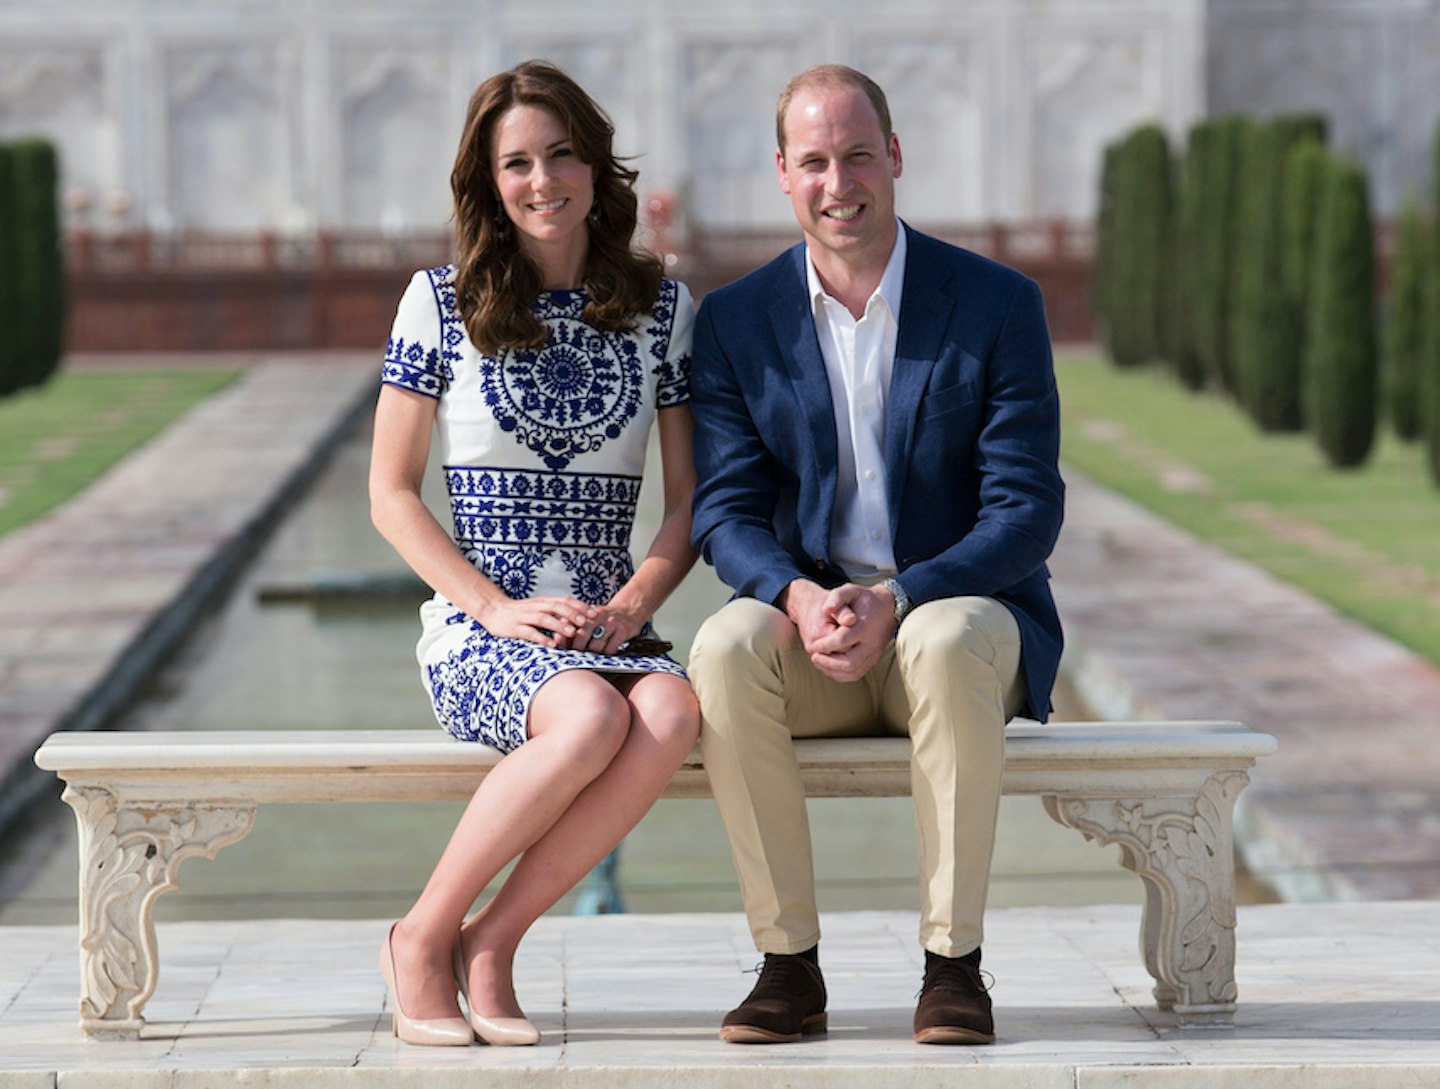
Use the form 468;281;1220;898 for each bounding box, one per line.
452;936;541;1046
377;923;472;1047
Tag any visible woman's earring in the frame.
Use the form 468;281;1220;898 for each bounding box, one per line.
587;203;602;228
494;211;512;240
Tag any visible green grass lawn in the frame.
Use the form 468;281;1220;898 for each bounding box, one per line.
1057;354;1440;666
0;367;242;537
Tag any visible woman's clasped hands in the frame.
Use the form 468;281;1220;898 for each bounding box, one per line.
474;594;641;655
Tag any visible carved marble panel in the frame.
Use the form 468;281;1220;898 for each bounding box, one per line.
162;40;299;231
1043;770;1252;1021
680;37;804;228
0;44;123;225
1030;27;1169;220
338;46;454;231
62;785;256;1035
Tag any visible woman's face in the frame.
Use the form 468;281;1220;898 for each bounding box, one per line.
491;104;596;259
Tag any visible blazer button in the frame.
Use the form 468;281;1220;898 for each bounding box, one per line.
815;558;827;570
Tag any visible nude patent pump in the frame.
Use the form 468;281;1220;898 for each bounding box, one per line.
452;938;541;1046
377;924;473;1046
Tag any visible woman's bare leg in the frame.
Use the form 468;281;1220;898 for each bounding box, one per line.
388;670;634;1021
458;673;699;1018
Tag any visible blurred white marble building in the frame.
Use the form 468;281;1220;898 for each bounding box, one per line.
4;0;1436;235
6;0;1432;235
2;0;1210;234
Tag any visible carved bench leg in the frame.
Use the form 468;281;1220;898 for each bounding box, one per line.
60;785;257;1038
1042;770;1252;1024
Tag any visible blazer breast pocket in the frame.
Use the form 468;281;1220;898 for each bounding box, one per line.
920;379;979;420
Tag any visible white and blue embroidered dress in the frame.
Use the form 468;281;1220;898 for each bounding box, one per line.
381;265;693;752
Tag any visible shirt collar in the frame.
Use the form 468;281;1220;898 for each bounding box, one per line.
805;219;907;321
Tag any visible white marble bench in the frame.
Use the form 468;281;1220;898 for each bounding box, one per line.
34;720;1275;1037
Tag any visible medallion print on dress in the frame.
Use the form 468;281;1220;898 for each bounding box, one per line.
380;264;694;753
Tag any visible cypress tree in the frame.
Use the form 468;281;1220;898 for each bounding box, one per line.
1233;117;1326;431
1384;204;1430;442
1426;117;1440;486
1092;142;1121;359
1196;115;1244;395
0;143;19;398
11;139;65;390
1273;113;1327;152
1106;124;1173;368
1306;156;1378;469
1230;120;1279;417
1173;122;1209;390
1280;138;1330;427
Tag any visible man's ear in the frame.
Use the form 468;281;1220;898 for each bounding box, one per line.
890;133;903;180
777;147;792;194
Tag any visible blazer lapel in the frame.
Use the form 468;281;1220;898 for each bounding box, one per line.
885;227;956;531
770;247;838;532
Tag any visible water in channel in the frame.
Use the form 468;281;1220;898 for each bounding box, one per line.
0;409;1150;927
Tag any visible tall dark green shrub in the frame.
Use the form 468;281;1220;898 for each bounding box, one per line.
1172;122;1210;390
1193;115;1244;394
1092;142;1121;359
0;143;19;398
1230;120;1281;417
1306;156;1378;469
1280;138;1330;421
1232;117;1326;431
1385;204;1431;442
11;138;65;391
1426;117;1440;486
1104;123;1173;368
1272;113;1327;153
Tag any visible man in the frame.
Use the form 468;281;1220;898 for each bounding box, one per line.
687;65;1064;1046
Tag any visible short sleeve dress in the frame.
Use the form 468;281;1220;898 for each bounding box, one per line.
380;265;693;753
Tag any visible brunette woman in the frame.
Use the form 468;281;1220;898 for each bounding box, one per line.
370;60;698;1047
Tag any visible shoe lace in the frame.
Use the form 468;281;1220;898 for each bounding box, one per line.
916;958;994;999
744;956;820;991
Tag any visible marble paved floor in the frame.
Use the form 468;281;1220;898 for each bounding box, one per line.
2;902;1437;1087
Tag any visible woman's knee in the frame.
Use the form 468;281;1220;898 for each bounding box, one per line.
630;676;701;758
530;677;631;775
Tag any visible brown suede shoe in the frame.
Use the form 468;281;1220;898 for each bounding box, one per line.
913;951;995;1045
719;954;828;1043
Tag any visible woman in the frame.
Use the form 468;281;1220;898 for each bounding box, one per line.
369;60;700;1047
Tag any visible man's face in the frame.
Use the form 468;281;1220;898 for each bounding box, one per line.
777;84;902;264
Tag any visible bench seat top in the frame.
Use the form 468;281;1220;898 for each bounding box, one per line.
35;721;1276;802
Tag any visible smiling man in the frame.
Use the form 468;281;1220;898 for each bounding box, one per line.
687;64;1066;1046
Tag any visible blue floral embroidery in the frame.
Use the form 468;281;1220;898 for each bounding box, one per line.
451;468;640;605
426;630;686;751
646;281;690;408
476;291;647;471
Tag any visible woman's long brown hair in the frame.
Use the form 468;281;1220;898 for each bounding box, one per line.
450;60;662;354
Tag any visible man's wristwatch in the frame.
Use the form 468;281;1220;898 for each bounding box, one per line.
880;577;914;627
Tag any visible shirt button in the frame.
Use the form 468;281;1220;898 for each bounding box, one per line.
864;469;877;481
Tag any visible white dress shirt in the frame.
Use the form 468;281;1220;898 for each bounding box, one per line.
805;224;907;579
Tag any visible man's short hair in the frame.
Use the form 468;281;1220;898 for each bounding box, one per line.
775;64;893;155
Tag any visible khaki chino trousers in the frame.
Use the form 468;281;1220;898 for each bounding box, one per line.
690;594;1025;958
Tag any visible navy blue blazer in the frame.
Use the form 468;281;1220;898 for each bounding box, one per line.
689;223;1065;722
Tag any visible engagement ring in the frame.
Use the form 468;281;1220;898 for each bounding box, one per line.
590;625;607;641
